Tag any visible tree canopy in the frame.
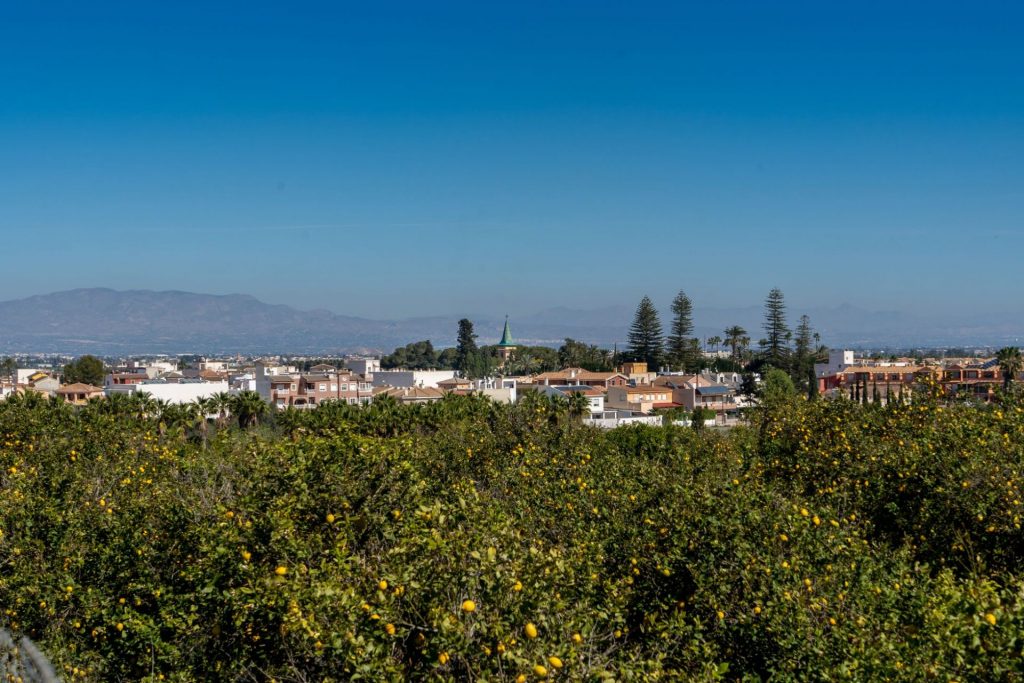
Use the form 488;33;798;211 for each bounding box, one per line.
626;296;664;369
665;290;699;371
63;354;105;386
558;338;613;372
759;288;791;369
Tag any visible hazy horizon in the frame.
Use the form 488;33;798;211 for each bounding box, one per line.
2;2;1022;319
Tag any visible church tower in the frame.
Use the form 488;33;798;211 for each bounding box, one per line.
496;316;517;364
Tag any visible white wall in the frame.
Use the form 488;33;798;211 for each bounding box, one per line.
373;370;456;389
584;415;662;429
16;369;45;384
105;381;231;404
346;358;381;376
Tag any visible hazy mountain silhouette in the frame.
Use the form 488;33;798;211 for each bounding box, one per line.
0;289;1018;355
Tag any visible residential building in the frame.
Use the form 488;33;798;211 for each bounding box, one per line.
821;365;922;401
539;385;606;414
618;361;658;385
372;369;456;389
105;372;149;387
105;380;231;405
256;364;374;409
533;368;629;389
654;374;739;413
57;383;104;405
583;410;663;429
605;384;673;413
345;358;381;378
376;386;446;404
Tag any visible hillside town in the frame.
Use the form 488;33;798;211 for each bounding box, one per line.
2;314;1021;430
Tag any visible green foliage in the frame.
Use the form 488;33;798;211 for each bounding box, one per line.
493;345;560;375
455;319;493;379
760;288;791;369
626;295;664;369
62;355;106;387
2;392;1024;680
557;339;613;372
381;340;444;370
666;291;699;372
760;368;796;404
997;346;1022;391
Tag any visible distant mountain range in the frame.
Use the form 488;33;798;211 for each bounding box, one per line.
0;288;1020;355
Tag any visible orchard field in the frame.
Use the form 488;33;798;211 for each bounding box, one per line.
1;388;1023;681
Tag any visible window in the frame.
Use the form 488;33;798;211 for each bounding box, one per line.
319;383;327;391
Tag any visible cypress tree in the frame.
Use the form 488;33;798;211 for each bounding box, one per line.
455;319;479;377
626;296;664;369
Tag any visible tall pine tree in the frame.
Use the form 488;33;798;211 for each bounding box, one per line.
793;314;815;392
666;290;699;371
626;296;664;369
760;288;791;369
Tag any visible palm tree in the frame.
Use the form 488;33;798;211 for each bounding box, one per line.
211;391;232;428
997;347;1022;392
724;327;749;360
566;390;591;423
230;390;269;429
707;336;723;354
193;397;215;446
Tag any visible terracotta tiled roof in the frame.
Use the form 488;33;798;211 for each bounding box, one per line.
57;383;103;394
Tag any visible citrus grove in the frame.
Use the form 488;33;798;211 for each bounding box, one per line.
1;387;1023;680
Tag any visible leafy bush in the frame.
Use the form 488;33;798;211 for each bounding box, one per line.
0;391;1022;680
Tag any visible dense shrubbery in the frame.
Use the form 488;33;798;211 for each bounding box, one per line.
1;389;1023;681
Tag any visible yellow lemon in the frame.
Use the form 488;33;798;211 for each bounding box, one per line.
572;632;582;644
513;580;523;592
985;613;997;625
326;513;335;523
241;550;251;562
385;623;396;635
533;664;548;677
462;599;476;613
548;656;563;669
524;622;538;638
438;652;449;664
378;579;388;591
275;565;288;576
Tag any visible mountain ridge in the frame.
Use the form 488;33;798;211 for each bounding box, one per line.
0;288;1019;355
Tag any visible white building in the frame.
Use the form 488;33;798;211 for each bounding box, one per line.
372;369;456;389
538;385;605;414
16;368;46;384
583;411;662;429
345;358;381;377
814;349;856;378
105;380;231;405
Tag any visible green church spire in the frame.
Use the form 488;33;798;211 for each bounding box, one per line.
498;316;515;347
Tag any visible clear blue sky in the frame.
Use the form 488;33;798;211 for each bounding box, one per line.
2;1;1022;319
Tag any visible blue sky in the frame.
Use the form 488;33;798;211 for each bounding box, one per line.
1;1;1022;319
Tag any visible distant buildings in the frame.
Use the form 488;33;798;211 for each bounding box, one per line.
254;363;374;409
